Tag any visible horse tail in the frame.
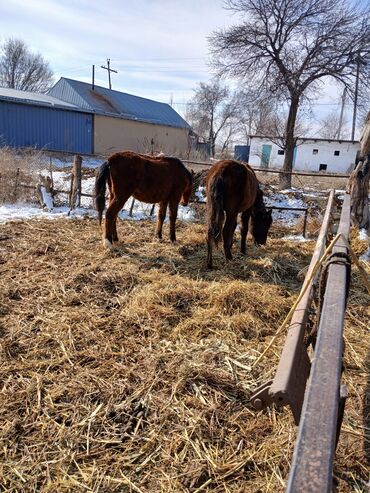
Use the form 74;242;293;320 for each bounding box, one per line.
207;174;225;248
95;161;110;225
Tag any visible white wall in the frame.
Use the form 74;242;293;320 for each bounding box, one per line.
249;137;360;173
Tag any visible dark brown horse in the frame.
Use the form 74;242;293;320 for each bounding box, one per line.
95;151;193;249
206;159;272;268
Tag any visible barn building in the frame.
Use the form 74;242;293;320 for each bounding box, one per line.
0;78;191;156
0;86;93;154
48;78;191;155
241;135;360;173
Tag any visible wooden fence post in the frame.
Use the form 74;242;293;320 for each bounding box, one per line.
13;167;20;202
69;155;82;210
129;198;135;217
37;175;54;210
49;156;54;190
347;159;369;230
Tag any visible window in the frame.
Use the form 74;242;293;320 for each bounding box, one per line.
319;164;327;171
313;149;318;155
334;150;340;156
277;149;284;155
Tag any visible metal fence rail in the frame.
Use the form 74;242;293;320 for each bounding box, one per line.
250;190;335;422
286;192;351;492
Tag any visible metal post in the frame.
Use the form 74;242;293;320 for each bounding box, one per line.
302;209;308;238
351;58;360;141
250;191;335;422
286;193;351;493
336;87;346;140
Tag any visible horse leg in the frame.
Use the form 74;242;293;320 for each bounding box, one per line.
169;199;179;243
223;212;237;261
240;209;251;255
156;201;168;239
207;232;213;269
104;195;127;249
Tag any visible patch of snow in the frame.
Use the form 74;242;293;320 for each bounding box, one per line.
359;249;370;262
359;229;369;241
41;156;104;169
39;186;53;211
195;186;206;202
302;191;322;198
282;234;310;242
178;205;196;221
279;187;300;193
0;204;96;222
264;192;306;226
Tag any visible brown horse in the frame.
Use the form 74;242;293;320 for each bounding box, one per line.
95;151;193;248
206;159;272;268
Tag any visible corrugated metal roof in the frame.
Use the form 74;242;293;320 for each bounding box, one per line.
48;78;190;129
0;86;80;111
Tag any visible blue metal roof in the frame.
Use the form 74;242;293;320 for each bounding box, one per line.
48;78;190;129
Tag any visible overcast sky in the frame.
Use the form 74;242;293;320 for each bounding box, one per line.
0;0;231;103
0;0;353;131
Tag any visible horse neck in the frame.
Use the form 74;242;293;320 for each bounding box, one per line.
254;188;265;211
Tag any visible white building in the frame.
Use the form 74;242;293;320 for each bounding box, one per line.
248;136;360;173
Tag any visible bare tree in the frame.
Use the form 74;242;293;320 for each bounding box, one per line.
186;80;239;157
0;38;54;93
209;0;370;188
318;110;349;139
236;89;280;140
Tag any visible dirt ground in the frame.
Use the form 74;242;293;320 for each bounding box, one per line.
0;217;369;492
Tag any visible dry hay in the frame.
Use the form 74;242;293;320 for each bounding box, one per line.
0;217;369;493
0;147;49;204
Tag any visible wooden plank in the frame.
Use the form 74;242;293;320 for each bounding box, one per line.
286;193;351;493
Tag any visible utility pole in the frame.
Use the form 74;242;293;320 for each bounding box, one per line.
336;87;346;139
351;57;361;141
101;58;118;90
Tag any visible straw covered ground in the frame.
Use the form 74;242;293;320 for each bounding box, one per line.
0;216;369;492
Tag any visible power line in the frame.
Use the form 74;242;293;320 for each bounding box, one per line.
111;56;205;62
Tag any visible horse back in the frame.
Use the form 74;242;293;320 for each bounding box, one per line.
107;151;191;202
207;160;258;212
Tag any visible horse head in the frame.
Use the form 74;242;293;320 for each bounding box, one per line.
180;170;194;206
250;207;272;246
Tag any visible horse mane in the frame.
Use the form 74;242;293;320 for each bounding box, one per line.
253;185;267;212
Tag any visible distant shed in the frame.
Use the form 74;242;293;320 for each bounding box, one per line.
0;87;93;154
247;135;360;173
48;78;191;155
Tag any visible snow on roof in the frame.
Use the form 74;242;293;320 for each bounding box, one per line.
0;86;80;110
